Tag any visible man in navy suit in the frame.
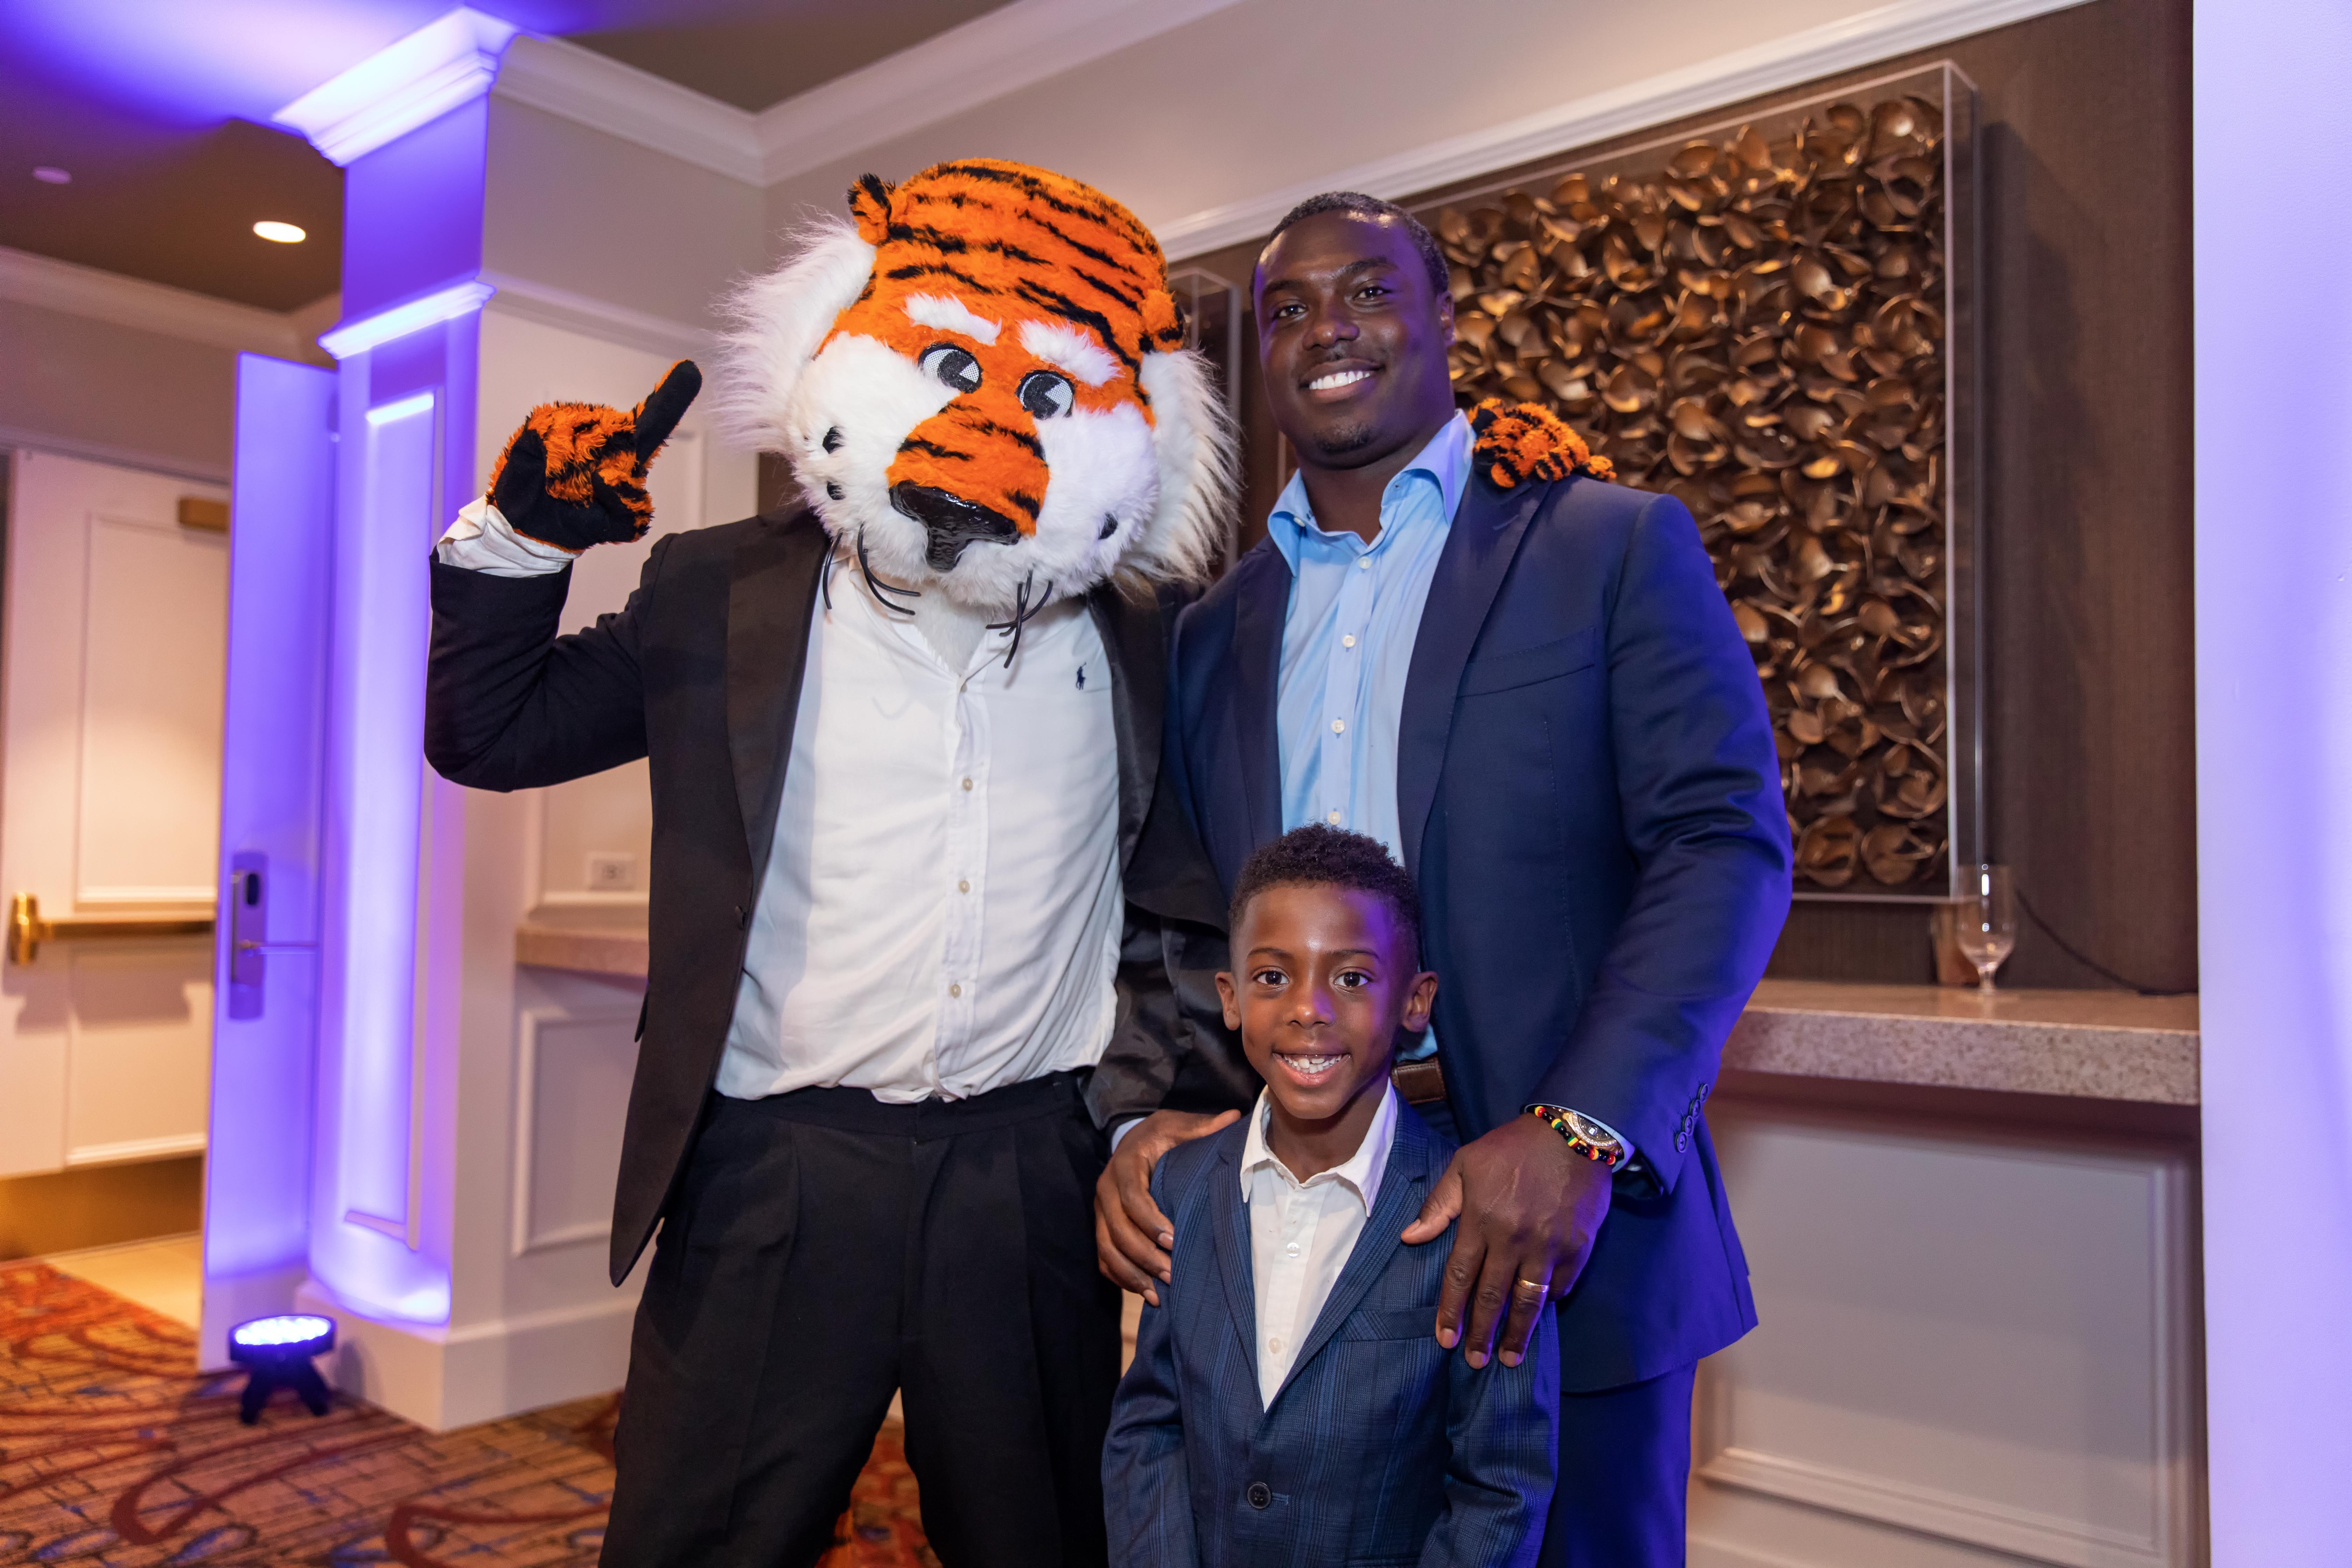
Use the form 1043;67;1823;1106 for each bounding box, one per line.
1096;193;1791;1562
1105;825;1555;1567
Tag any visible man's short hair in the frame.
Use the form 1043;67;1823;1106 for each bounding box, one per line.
1229;824;1422;954
1264;191;1450;299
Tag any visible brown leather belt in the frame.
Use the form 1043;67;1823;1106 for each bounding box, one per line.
1391;1055;1447;1106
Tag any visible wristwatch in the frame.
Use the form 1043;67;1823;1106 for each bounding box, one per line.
1527;1104;1627;1170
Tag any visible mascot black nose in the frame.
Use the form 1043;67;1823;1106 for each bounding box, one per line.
890;483;1022;571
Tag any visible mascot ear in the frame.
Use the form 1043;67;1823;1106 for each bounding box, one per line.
1140;287;1184;352
1132;346;1239;585
849;173;894;246
711;212;879;456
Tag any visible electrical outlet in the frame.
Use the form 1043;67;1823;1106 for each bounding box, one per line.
586;853;639;892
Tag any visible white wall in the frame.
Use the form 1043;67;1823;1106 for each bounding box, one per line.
2194;0;2352;1561
485;97;767;331
764;0;1905;256
0;299;246;480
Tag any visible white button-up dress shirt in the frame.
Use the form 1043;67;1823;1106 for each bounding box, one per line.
1239;1082;1400;1408
438;503;1125;1103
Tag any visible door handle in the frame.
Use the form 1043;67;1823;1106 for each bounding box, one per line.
8;892;214;965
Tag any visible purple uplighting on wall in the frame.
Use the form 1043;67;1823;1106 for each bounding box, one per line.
201;353;339;1370
2196;0;2352;1557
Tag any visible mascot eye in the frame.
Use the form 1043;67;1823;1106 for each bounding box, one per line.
919;343;982;394
1018;370;1076;420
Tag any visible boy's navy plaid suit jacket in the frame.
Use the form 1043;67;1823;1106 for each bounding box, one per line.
1104;1102;1557;1568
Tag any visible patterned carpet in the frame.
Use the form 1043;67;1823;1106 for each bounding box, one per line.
0;1261;931;1566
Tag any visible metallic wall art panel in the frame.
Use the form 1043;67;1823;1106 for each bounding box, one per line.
1418;64;1981;899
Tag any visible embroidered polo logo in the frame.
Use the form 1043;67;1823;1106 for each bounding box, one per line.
1076;665;1086;690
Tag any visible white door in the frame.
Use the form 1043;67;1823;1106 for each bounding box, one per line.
0;449;229;1176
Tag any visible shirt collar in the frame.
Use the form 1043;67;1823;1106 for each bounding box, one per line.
1238;1080;1399;1216
1265;411;1474;573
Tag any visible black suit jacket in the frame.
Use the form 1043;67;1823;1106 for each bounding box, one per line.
426;505;1197;1284
1163;471;1792;1390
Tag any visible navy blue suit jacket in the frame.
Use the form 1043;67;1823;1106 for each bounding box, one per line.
1160;470;1791;1390
1105;1103;1556;1568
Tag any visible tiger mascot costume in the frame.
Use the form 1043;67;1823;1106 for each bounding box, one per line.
428;159;1233;1568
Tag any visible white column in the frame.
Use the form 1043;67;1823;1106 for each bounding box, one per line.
2194;1;2352;1559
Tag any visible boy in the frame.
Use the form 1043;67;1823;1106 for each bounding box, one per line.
1103;826;1557;1567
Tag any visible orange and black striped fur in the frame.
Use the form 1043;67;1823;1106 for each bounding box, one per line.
714;159;1234;613
1466;398;1616;489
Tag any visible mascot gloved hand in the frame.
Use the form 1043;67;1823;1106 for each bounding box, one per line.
485;359;703;552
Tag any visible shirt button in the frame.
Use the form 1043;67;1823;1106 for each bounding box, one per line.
1342;634;1357;649
961;777;973;791
1326;810;1342;825
1268;1336;1284;1354
1357;558;1371;570
1284;1242;1301;1259
958;879;971;893
1330;718;1345;734
949;983;962;998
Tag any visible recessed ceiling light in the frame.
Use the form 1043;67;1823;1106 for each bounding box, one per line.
253;220;306;244
32;167;70;185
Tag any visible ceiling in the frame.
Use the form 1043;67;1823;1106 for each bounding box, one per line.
0;1;1011;313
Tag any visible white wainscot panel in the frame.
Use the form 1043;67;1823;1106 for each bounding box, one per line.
65;943;212;1163
511;1005;639;1257
77;512;227;905
1689;1107;2200;1568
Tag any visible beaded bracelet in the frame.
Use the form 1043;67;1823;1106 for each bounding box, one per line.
1527;1104;1626;1170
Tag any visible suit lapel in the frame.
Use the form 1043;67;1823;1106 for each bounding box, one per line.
1206;1140;1262;1390
1283;1116;1439;1382
1088;585;1164;873
727;511;828;875
1230;548;1289;853
1395;478;1546;878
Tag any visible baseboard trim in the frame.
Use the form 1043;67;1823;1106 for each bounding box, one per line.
295;1279;639;1432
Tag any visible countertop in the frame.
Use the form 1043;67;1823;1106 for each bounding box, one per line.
513;915;2198;1105
1728;979;2199;1105
514;910;648;980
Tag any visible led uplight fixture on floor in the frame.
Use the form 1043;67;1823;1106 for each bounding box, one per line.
228;1314;336;1424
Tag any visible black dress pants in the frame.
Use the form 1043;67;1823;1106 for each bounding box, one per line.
601;1070;1121;1568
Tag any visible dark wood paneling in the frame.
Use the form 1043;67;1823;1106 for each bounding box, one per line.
1171;0;2195;993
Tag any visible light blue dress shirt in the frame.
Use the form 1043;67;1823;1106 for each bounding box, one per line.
1267;412;1471;860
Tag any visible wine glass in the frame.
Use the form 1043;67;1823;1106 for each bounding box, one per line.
1954;863;2016;992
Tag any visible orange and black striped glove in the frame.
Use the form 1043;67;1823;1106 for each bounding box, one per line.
485;359;701;552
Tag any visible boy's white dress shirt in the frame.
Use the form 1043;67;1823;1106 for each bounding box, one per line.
1239;1081;1400;1408
437;500;1125;1103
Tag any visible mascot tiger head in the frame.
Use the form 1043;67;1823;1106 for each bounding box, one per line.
716;159;1235;618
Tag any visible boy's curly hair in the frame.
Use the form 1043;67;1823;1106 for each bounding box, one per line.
1229;825;1422;953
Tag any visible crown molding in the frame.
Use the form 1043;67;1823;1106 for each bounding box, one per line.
0;245;307;358
0;427;231;486
468;0;1252;190
1151;0;2096;259
317;278;495;359
479;270;711;358
276;7;517;166
750;0;1251;185
492;33;762;184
